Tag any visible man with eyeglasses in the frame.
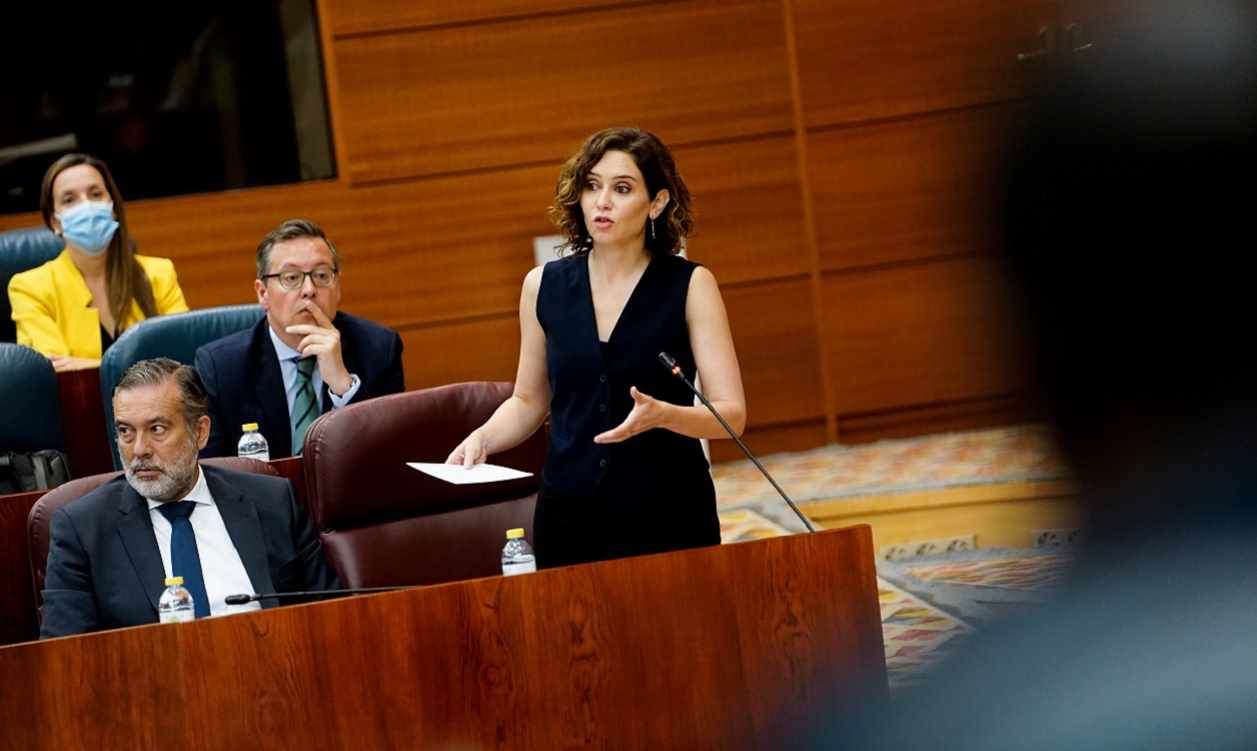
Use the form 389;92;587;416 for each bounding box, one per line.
194;218;404;458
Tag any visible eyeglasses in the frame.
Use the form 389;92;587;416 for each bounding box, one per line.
260;267;338;290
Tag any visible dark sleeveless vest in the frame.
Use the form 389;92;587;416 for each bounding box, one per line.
535;253;715;512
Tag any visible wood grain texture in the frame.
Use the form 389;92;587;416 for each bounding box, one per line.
0;0;1056;452
333;0;793;183
0;491;41;646
809;105;1018;271
709;417;828;464
399;314;521;391
836;394;1039;444
57;367;115;478
680;135;810;286
821;255;1030;416
724;278;826;427
0;527;887;749
793;0;1056;128
322;0;667;37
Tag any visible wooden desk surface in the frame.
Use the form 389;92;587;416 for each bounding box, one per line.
0;527;887;750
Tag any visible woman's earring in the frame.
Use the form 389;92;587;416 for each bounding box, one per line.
649;216;656;240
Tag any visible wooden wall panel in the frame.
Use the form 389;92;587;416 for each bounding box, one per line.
0;0;1058;459
809;105;1016;272
399;314;520;392
322;0;655;37
792;0;1054;128
724;279;825;428
0;183;342;309
0;136;808;327
680;135;809;286
320;166;554;326
709;419;828;464
43;164;556;327
334;0;793;183
822;255;1029;417
835;395;1037;444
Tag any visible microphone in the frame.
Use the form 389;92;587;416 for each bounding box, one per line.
224;585;410;606
659;351;817;533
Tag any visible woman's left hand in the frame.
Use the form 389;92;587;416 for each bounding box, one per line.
594;386;668;444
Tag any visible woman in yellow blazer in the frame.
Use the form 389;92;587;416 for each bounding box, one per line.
8;154;188;371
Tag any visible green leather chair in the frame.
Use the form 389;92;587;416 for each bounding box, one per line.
99;304;264;468
0;228;64;343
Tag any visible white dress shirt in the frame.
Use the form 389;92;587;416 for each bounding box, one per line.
267;325;361;419
147;466;262;618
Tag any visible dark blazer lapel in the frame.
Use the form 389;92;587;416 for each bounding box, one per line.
114;485;166;612
250;319;293;458
203;467;276;605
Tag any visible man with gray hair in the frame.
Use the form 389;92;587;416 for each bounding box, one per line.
40;358;338;638
195;218;404;458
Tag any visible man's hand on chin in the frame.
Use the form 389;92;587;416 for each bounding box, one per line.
286;303;353;394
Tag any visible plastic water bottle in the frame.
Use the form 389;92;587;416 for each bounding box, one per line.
158;576;195;623
501;528;536;576
237;422;269;461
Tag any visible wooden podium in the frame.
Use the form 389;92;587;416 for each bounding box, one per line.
0;527;886;749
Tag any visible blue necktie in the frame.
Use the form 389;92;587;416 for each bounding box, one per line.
158;501;210;618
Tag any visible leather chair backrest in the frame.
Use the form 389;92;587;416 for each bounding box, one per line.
98;304;264;468
0;228;63;343
302;381;546;588
26;456;279;616
0;343;64;452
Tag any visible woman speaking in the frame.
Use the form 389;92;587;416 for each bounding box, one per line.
8;153;188;371
448;127;746;568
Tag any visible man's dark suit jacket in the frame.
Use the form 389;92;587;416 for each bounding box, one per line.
40;464;340;639
195;312;404;458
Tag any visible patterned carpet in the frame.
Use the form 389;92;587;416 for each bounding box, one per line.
713;423;1065;515
713;424;1073;690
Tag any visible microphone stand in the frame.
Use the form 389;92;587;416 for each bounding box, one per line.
225;586;410;606
659;352;816;533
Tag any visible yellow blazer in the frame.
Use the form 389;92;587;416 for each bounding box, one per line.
8;250;189;359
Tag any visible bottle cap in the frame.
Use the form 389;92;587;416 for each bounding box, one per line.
165;576;184;586
242;422;259;432
506;528;525;540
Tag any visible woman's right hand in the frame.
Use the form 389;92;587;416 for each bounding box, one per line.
446;430;489;468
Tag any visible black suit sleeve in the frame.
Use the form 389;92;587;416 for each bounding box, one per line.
195;345;232;458
284;482;340;592
379;331;405;397
40;508;100;639
353;330;405;403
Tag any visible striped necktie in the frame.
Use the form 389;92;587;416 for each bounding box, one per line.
291;356;319;454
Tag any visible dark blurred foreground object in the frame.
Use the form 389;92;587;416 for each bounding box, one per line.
825;3;1257;748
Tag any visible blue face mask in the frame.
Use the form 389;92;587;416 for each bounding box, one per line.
56;200;119;255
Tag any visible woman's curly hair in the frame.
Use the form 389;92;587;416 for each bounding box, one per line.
548;127;694;257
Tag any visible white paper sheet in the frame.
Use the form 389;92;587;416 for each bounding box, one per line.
407;462;533;485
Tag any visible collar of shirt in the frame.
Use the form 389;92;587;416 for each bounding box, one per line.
146;463;212;510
